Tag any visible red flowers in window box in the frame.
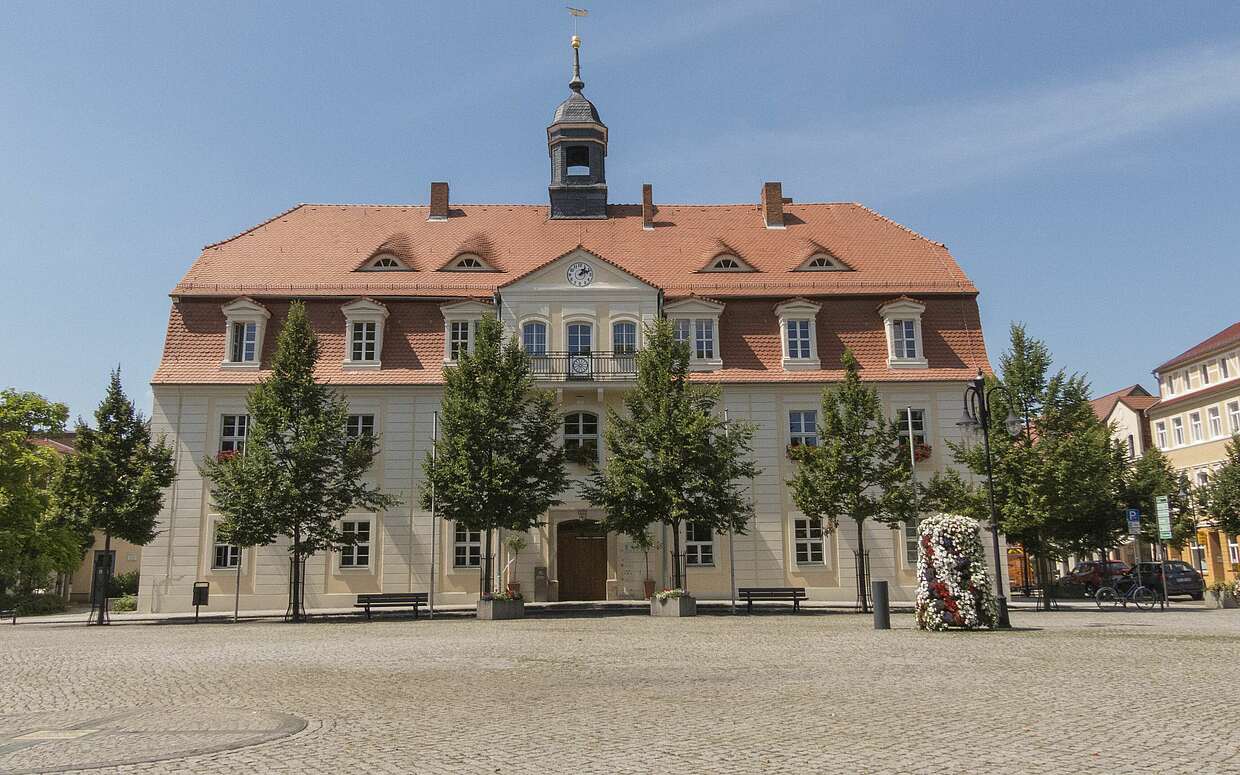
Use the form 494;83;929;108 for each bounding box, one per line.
216;450;238;462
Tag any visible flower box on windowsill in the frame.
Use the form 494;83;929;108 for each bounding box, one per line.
477;597;525;620
650;591;696;617
898;442;933;463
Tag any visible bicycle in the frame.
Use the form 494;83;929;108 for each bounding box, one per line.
1094;577;1157;610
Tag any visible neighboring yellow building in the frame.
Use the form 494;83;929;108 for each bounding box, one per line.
1147;321;1240;586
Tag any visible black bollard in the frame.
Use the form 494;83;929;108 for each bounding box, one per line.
872;580;891;630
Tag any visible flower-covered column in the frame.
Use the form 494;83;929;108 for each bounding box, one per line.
915;513;998;631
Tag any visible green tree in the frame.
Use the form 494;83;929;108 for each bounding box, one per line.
0;390;82;593
1202;436;1240;538
420;314;568;597
204;302;398;621
56;370;175;623
582;318;759;590
787;350;913;612
1123;447;1196;548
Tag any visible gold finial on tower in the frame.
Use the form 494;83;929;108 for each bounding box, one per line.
571;34;581;49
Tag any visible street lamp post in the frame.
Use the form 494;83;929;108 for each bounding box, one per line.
960;370;1021;629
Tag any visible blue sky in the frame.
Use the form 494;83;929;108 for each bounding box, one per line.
3;2;1240;421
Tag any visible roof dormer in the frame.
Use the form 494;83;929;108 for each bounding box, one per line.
700;254;756;273
441;253;496;272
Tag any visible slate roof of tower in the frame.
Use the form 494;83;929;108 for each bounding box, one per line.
551;90;602;124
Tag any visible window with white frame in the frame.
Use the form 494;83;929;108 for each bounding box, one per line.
219;414;248;455
449;320;472;360
342;299;388;367
340;520;371;568
664;299;724;371
444;254;493;271
896;408;927;447
1190;412;1203;442
788;410;818;447
213;526;240;569
567;322;593;354
612;321;637;354
1201;364;1211;386
1196;470;1210;487
1172;417;1184;446
222;298;269;367
693;319;714;359
564;412;599;464
1221;358;1232;379
347;414;375;438
785;320;812;359
1228;401;1240;433
685;523;714;566
904;520;920;567
441;301;488;363
1208;407;1222;438
1191;543;1206;572
1155;422;1167;449
229;321;258;364
776;299;821;370
1229;537;1239;565
794;518;824;564
879;298;928;369
522;321;548;355
453;524;481;568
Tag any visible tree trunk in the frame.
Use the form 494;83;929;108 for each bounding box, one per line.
670;521;683;590
856;520;869;613
290;527;303;623
95;530;113;625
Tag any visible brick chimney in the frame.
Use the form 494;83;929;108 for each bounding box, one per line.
760;181;784;229
642;184;655;230
429;181;449;221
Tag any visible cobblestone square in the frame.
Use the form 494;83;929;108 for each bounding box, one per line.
2;608;1238;774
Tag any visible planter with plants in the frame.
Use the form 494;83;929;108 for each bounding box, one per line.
477;589;525;620
650;588;696;617
1204;580;1239;609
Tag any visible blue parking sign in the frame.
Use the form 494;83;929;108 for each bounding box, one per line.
1126;509;1141;535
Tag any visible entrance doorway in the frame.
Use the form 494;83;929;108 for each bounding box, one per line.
556;520;607;601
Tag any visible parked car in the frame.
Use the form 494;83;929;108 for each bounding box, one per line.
1063;561;1131;595
1126;561;1204;600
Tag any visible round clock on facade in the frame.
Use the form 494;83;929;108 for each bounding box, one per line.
566;261;594;287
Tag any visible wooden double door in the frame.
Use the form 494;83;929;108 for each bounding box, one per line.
556;520;608;601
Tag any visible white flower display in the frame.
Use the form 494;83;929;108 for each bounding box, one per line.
914;512;998;631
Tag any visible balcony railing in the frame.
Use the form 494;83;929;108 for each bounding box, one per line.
528;351;639;382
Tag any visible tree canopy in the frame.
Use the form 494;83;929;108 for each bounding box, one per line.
204;302;398;620
581;318;758;590
1202;436;1240;538
420;314;567;596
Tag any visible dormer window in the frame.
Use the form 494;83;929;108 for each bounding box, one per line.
341;299;389;369
796;253;850;271
700;254;755;273
879;298;928;369
441;300;490;363
221;298;270;369
363;254;410;271
775;299;822;370
443;253;494;272
664;298;724;372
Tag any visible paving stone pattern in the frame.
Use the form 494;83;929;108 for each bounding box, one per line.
1;609;1238;774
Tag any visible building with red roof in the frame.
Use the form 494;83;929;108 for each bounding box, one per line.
140;39;1002;613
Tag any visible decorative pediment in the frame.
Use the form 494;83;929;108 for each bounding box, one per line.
775;298;822;317
878;296;926;317
499;246;657;293
342;298;389;318
439;299;493;316
222;297;270;319
664;296;726;316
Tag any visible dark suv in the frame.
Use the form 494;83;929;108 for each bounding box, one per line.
1128;561;1204;599
1063;561;1131;595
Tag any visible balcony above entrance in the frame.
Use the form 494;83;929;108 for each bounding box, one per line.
530;351;638;382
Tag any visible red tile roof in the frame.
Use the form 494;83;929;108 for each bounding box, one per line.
152;296;989;386
1154;321;1240;373
173;203;977;299
1090;384;1157;422
1148;379;1240;413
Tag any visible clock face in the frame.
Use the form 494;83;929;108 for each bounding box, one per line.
566;261;594;287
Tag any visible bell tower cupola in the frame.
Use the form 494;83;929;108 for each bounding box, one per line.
547;35;608;219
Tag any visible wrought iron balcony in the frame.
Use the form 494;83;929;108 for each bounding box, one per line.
528;351;639;382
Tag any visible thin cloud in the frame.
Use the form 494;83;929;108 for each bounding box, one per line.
649;41;1240;195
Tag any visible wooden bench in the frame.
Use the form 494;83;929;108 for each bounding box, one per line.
354;592;428;621
1;608;16;624
738;587;808;614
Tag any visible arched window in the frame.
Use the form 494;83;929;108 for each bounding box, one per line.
612;321;637;354
522;321;547;355
443;253;494;271
567;322;593;354
564;412;599;464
